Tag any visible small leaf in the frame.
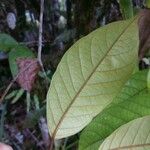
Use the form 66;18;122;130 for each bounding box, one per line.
47;17;139;139
34;94;40;110
8;45;35;77
11;88;24;104
79;70;149;150
0;34;18;52
119;0;134;19
5;90;18;100
26;92;31;112
16;58;40;92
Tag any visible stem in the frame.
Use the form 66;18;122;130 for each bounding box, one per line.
38;0;45;72
38;0;50;86
26;92;31;113
34;94;40;110
49;138;54;150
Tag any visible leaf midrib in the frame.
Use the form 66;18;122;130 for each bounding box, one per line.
52;17;137;139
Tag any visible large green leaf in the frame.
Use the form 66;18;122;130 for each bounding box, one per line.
47;17;139;139
0;33;18;52
79;70;149;150
119;0;134;19
99;116;150;150
8;45;35;77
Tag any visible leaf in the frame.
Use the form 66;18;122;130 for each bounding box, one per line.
0;34;18;52
119;0;134;19
8;45;35;77
5;90;18;100
145;0;150;8
138;9;150;60
79;70;149;150
148;70;150;89
16;58;40;92
11;88;24;104
47;18;138;139
99;116;150;150
34;94;40;110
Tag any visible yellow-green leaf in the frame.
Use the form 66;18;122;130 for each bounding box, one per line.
47;17;139;139
99;116;150;150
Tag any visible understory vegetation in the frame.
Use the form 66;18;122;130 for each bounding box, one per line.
0;0;150;150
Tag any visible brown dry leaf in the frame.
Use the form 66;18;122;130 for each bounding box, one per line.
16;58;40;92
138;8;150;60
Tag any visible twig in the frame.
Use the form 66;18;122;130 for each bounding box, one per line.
38;0;45;73
0;60;38;104
38;0;50;86
26;92;31;112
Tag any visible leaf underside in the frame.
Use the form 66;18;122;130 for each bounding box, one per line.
47;18;138;139
99;116;150;150
79;70;150;150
